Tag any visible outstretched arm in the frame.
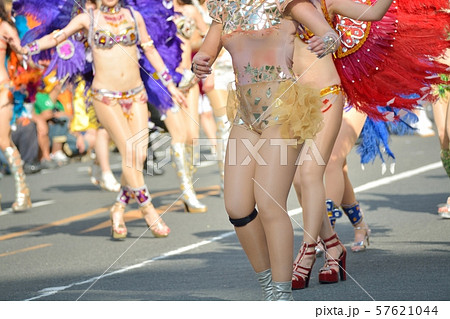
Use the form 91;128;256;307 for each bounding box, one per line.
135;11;188;107
328;0;393;21
192;21;223;79
19;13;89;55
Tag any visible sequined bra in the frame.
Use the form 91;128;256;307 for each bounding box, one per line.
208;0;293;36
88;7;140;49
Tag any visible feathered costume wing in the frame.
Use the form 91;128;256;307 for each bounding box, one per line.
7;15;43;92
14;0;183;113
328;0;450;121
327;0;449;167
13;0;87;80
357;106;418;173
125;0;183;112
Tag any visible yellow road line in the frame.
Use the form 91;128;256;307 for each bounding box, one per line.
0;185;220;241
0;243;52;258
81;188;220;233
0;207;108;241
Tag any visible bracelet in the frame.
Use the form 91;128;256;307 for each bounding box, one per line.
157;68;173;87
140;39;154;50
25;41;40;56
318;31;340;58
52;29;67;46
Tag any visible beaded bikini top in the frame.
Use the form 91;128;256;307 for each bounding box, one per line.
207;0;293;35
206;0;298;85
88;8;140;49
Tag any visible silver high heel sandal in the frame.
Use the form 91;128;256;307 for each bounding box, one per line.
171;143;207;213
342;201;371;253
131;185;170;238
109;186;132;240
4;146;32;212
351;226;371;252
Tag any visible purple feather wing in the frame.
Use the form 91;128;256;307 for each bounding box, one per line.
45;39;86;80
16;0;78;57
15;0;88;80
126;0;183;112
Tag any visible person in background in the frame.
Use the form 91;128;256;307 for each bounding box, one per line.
32;71;70;167
0;0;32;211
12;0;187;239
193;0;339;300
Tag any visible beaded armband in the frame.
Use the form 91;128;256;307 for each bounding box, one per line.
140;40;154;50
25;41;40;56
52;30;67;45
157;68;173;86
318;31;340;58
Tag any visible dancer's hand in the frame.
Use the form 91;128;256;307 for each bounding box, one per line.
192;53;212;79
307;33;340;58
3;37;43;70
168;83;188;108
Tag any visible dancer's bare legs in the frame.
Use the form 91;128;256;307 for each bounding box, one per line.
325;108;369;249
206;87;229;190
200;107;218;145
293;92;344;279
183;83;201;145
225;125;301;298
0;90;32;211
95;128;114;174
163;84;207;213
0;93;13;151
91;127;120;192
94;97;169;236
433;91;450;151
432;90;450;214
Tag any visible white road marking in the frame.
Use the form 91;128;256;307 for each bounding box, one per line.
26;232;235;301
0;200;55;217
24;162;442;300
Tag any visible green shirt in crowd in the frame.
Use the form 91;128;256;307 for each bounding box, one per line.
34;92;64;115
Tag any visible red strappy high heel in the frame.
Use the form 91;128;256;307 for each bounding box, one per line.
318;234;347;284
292;242;317;290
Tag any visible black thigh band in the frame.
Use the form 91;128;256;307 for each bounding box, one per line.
229;208;258;227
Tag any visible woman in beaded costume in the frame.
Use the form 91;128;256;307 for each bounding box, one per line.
433;51;450;218
160;0;210;213
12;0;187;239
192;0;234;192
192;0;339;300
71;0;122;193
0;0;32;212
291;0;449;290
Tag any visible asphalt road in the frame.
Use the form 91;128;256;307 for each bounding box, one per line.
0;129;449;308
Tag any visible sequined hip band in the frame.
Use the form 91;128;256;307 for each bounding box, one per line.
92;84;145;99
91;84;148;119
